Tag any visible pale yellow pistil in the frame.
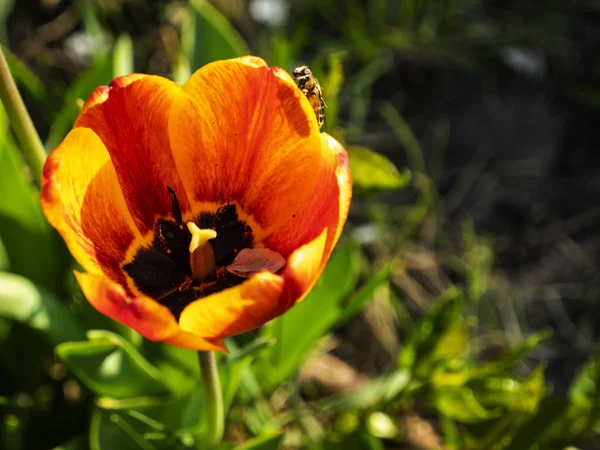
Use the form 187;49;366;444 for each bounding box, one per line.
187;222;217;281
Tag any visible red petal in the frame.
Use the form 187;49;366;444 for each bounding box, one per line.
75;74;191;234
169;57;323;237
75;271;226;351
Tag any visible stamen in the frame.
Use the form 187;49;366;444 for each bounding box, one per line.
187;222;217;281
166;185;183;225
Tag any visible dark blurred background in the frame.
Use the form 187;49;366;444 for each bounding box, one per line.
2;0;600;448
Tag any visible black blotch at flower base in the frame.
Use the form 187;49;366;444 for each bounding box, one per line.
123;188;254;320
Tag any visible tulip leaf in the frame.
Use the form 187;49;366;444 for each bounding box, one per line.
0;272;84;345
234;431;283;450
0;131;68;293
56;330;170;399
184;0;249;72
146;344;199;396
255;242;360;388
347;146;411;193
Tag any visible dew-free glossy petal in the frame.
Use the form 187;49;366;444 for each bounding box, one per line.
75;75;191;235
41;127;142;286
179;272;284;338
169;57;323;237
75;272;225;351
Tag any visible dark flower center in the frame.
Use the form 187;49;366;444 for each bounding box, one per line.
123;187;254;320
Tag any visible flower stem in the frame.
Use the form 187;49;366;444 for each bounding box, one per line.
0;45;46;185
198;351;224;444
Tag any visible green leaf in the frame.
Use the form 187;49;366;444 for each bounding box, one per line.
95;395;189;431
222;356;252;415
0;272;84;345
221;339;275;414
0;131;68;292
378;102;425;173
225;337;275;366
143;343;199;396
397;288;463;375
56;330;170;399
255;242;359;388
469;329;553;379
92;386;230;448
569;349;600;407
90;407;159;450
2;413;23;450
313;370;410;412
474;365;548;450
435;386;500;423
46;56;113;149
113;34;134;77
346;57;393;140
0;1;16;40
467;376;526;410
321;52;347;131
53;436;87;450
234;431;283;450
347;146;411;193
322;429;384;450
0;237;9;271
501;397;571;450
73;0;106;63
333;259;396;327
183;0;249;72
431;320;469;362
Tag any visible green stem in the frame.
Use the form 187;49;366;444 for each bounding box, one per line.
0;45;46;185
198;351;224;445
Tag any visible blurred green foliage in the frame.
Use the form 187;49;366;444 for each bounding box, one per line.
0;0;599;449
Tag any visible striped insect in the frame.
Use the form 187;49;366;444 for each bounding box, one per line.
292;65;325;129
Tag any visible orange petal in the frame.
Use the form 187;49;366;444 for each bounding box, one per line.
75;271;225;351
75;74;190;235
169;57;323;237
41;128;142;285
266;133;352;260
276;228;328;314
179;272;284;339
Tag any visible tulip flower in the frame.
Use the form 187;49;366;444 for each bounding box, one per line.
41;56;351;352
